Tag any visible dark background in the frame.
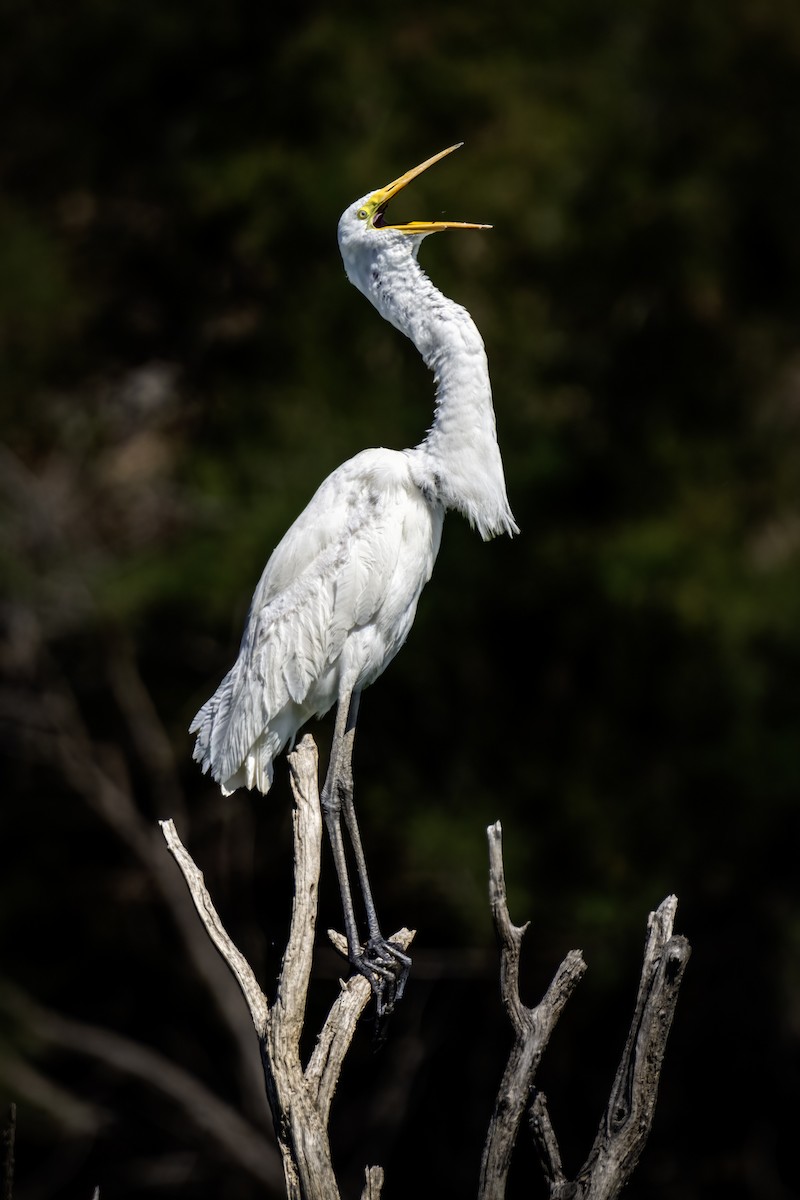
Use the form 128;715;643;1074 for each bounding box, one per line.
2;1;800;1196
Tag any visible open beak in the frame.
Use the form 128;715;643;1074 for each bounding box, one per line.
372;144;491;234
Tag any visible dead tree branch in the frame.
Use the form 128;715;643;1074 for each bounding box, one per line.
480;822;690;1200
161;734;413;1200
161;772;687;1199
531;895;691;1200
478;822;587;1200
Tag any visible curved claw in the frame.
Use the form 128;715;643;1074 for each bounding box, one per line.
355;937;412;1018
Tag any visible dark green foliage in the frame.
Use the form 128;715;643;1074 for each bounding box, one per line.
2;1;800;1196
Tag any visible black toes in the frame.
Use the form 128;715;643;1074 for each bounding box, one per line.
353;937;411;1018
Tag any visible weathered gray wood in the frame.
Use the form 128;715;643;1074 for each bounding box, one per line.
306;927;414;1126
163;772;689;1200
160;734;403;1199
359;1166;384;1199
480;825;690;1200
160;818;269;1032
531;896;691;1200
478;822;587;1200
261;737;340;1200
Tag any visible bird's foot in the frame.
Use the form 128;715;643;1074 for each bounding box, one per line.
354;936;411;1020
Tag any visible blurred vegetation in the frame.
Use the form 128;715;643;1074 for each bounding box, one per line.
2;0;800;1196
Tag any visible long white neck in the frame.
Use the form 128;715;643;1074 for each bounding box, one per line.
353;238;517;540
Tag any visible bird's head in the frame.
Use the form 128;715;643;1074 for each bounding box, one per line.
337;144;490;296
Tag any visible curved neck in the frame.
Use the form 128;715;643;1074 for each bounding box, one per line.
359;241;517;540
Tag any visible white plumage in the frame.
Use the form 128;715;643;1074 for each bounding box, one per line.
192;448;444;794
190;145;516;1010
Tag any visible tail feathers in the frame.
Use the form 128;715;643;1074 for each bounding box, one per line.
190;665;284;796
217;735;277;795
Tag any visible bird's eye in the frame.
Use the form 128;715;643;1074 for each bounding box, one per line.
357;208;369;221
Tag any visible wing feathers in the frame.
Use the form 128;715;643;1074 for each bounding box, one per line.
190;451;427;795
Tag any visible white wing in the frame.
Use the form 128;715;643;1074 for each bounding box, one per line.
190;448;442;794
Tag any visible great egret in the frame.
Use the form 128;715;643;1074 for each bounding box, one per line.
191;144;517;1013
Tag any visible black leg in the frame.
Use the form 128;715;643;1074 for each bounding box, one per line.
321;688;411;1016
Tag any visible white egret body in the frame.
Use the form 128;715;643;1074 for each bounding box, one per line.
191;146;516;1010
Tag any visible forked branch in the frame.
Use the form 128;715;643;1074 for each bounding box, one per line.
480;821;690;1200
479;822;587;1200
531;896;691;1200
161;768;687;1200
160;734;412;1200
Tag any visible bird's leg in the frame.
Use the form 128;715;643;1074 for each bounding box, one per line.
320;697;363;970
321;690;410;1016
338;692;411;1008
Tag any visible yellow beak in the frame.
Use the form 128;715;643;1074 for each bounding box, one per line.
372;144;492;234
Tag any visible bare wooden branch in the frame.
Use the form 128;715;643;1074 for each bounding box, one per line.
529;1091;566;1190
479;821;587;1200
525;903;690;1200
273;737;323;1038
481;825;690;1200
161;774;688;1200
558;895;691;1200
360;1166;384;1199
307;927;415;1125
160;733;391;1200
261;737;341;1200
160;817;269;1033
